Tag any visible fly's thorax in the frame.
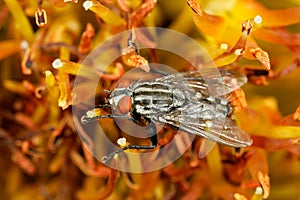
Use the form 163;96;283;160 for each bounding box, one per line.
172;89;186;107
131;81;186;116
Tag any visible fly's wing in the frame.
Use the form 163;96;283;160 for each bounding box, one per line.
205;117;252;147
159;103;252;148
156;68;247;97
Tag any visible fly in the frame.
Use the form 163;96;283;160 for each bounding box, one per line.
81;68;253;163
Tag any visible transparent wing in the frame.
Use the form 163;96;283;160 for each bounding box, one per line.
158;102;252;148
156;68;247;97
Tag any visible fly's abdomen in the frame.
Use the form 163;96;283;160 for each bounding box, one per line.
132;82;185;116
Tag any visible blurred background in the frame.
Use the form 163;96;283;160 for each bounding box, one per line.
0;0;300;199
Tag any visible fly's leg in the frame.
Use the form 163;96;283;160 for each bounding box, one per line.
148;122;158;148
81;105;133;124
95;104;110;109
81;114;132;124
102;121;158;164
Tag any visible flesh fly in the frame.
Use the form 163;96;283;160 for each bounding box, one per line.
81;68;253;163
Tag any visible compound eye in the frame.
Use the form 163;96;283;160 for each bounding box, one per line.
117;96;132;114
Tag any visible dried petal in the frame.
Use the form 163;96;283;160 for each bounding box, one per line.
228;88;248;112
247;149;268;179
129;0;157;28
258;171;270;199
122;41;150;72
293;105;300;121
78;23;95;54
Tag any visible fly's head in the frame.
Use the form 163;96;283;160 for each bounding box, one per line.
109;87;133;114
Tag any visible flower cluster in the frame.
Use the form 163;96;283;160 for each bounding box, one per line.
0;0;299;199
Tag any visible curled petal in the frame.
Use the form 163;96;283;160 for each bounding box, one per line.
214;49;243;67
247;149;268;177
234;0;300;27
98;62;125;80
116;0;130;12
252;136;300;154
247;150;270;198
76;169;120;199
187;0;226;37
254;28;300;46
249;48;271;70
70;150;111;177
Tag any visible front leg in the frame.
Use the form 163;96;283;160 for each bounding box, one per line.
81;113;133;124
102;121;158;164
81;105;134;124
